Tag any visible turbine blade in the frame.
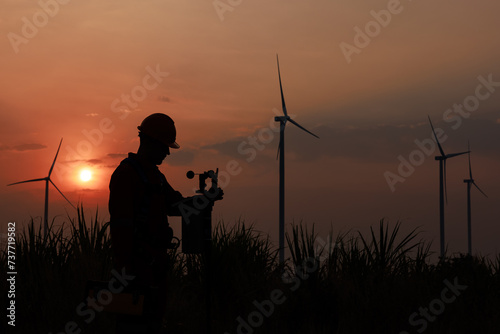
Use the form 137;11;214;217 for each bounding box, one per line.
445;151;469;159
288;118;320;139
472;181;488;198
7;177;47;186
428;116;446;157
276;54;288;118
49;179;76;209
444;159;448;205
48;138;63;177
276;142;280;160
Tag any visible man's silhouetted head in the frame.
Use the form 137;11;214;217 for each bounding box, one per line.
137;113;179;165
138;113;179;149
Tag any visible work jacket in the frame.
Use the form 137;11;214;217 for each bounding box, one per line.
109;153;183;282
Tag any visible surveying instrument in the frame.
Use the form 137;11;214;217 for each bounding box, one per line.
181;168;220;254
181;168;222;334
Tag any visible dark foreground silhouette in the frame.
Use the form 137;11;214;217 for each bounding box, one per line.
2;217;500;334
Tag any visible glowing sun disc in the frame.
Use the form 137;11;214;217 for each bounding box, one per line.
80;169;92;182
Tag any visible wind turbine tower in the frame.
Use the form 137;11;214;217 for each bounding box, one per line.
428;116;469;259
275;55;319;265
463;142;488;256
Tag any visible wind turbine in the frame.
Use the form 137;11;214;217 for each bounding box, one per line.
275;55;319;265
463;142;488;256
7;138;75;237
428;116;469;259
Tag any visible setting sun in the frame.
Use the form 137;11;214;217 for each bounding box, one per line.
80;169;92;182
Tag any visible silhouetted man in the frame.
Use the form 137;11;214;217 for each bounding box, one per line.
109;113;184;334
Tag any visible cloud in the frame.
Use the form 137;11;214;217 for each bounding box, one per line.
158;96;171;103
113;108;132;119
0;143;47;151
85;113;99;117
14;143;48;151
105;151;192;166
86;159;103;165
167;150;195;166
65;158;105;165
107;153;127;159
202;118;500;164
80;188;100;193
202;123;405;163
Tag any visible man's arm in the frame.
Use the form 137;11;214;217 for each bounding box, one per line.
162;173;223;217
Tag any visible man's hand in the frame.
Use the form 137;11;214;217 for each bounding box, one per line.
205;187;223;202
214;187;224;201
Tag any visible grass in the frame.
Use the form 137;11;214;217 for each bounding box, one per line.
1;209;499;333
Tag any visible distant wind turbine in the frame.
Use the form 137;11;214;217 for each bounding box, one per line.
7;138;76;237
275;55;319;265
428;116;469;259
463;141;488;256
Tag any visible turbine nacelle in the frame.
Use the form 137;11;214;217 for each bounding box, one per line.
428;116;469;205
464;142;488;198
434;152;469;161
467;180;488;198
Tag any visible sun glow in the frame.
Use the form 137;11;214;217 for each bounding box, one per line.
80;169;92;182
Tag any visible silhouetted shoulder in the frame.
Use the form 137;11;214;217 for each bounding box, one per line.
109;155;143;190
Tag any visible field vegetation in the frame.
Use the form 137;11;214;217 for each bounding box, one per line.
1;207;499;333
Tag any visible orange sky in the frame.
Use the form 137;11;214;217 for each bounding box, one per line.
1;0;500;258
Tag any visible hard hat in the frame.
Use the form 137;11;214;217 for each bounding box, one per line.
138;113;180;149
